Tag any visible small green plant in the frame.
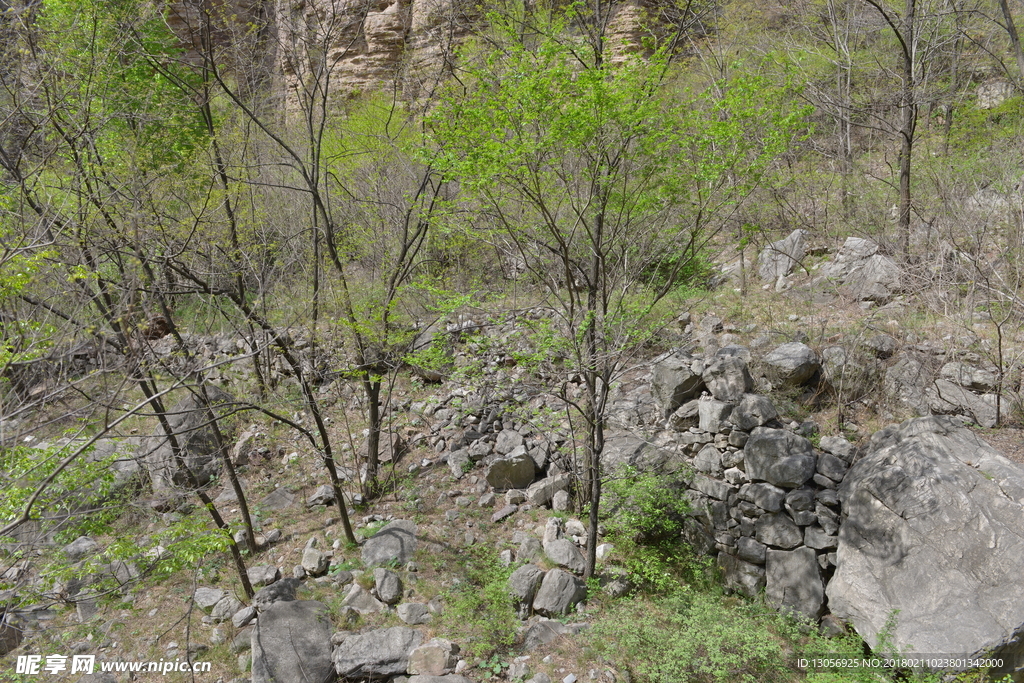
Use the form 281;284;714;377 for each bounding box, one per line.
600;467;699;593
477;653;508;680
437;550;517;660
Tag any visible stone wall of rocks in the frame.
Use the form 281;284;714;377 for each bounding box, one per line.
650;347;853;622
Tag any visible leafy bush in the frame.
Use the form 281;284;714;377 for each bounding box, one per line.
600;467;701;593
436;549;517;660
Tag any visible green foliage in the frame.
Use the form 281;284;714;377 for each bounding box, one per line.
0;443;122;545
436;550;517;660
36;0;207;167
600;467;700;593
589;590;805;683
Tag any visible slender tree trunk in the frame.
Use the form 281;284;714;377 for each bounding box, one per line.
200;384;258;554
898;0;917;256
997;0;1024;83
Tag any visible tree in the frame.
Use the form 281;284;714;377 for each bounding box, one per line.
429;7;807;577
0;0;261;596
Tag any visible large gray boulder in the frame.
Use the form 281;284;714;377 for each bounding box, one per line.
532;569;587;616
758;229;806;281
651;353;705;415
828;416;1024;664
362;520;417;567
841;254;901;303
729;393;778;431
251;600;333;683
333;626;423;679
744;428;816;488
766;547;823;620
543;538;586;574
485;454;536;491
927;379;1000;428
702;356;754;402
509;564;545;617
144;389;233;491
763;343;820;386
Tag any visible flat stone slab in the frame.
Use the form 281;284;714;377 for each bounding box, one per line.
362;520;417;567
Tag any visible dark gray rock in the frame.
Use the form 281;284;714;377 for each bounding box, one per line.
736;536;767;564
739;482;786;512
374;568;403;605
729;394;778;431
144;390;233;491
307;484;335;507
543;538;586;574
533;569;587;616
698;399;733;433
251;600;333;683
362;520;417;567
759;229;806;281
408;676;475;683
333;626;423;679
702;356;754;403
509;564;545;616
651;353;705;415
764;343;819;386
718;552;765;597
755;513;803;549
486;454;536;491
766;547;824;620
828;416;1024;663
744;428;816;488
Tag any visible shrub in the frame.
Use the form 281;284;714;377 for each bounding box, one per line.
599;467;701;593
436;549;517;660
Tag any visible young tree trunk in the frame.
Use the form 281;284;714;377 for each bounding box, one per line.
997;0;1024;84
897;0;917;257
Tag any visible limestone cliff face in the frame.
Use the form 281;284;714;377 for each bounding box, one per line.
167;0;658;104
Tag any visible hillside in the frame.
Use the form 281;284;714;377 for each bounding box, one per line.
3;0;1024;680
